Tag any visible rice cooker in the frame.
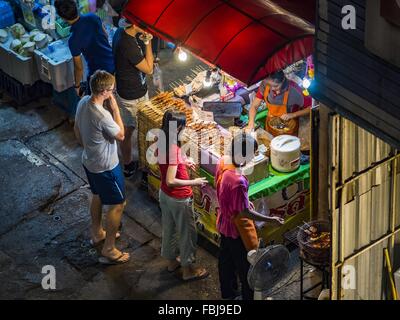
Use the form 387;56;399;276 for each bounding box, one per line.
270;135;301;172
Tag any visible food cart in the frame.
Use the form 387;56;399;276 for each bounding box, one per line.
124;0;315;245
137;84;311;246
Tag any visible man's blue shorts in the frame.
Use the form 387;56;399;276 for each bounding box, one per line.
83;164;125;205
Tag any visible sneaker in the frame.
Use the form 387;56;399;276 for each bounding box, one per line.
123;161;138;178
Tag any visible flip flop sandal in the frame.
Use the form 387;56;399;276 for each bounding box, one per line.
90;232;121;247
182;270;209;282
167;263;181;273
98;252;130;265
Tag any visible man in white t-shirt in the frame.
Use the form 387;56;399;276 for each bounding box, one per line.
74;70;129;265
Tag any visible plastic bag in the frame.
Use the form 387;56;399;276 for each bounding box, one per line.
153;63;164;92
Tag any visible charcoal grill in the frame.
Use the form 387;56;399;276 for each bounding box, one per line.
297;220;331;266
283;221;331;299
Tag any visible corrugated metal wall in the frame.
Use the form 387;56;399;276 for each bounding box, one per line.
312;0;400;149
326;108;400;300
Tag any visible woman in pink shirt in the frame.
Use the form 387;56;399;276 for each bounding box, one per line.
215;133;284;300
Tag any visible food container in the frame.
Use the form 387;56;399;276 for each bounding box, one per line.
22;41;35;54
270;135;300;172
267;116;298;137
33;33;48;49
241;154;269;185
10;38;22;52
29;29;41;41
20;33;30;44
10;23;25;38
0;28;8;43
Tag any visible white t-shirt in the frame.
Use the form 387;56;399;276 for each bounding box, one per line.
75;96;120;173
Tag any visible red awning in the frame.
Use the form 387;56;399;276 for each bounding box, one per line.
123;0;315;86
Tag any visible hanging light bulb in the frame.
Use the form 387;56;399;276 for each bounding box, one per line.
178;48;188;61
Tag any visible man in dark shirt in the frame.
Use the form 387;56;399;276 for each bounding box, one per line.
55;0;115;96
112;18;154;177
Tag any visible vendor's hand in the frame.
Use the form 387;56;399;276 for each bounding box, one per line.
271;216;285;225
244;124;254;133
193;177;208;187
280;113;294;121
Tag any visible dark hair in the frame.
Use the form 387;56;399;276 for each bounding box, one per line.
161;110;186;162
268;70;286;84
231;133;258;167
54;0;78;21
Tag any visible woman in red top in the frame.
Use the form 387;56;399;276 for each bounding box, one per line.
158;110;209;281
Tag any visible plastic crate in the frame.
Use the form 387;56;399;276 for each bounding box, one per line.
0;1;15;28
55;19;71;38
0;68;52;105
0;36;40;85
34;40;74;92
0;41;12;75
52;87;80;116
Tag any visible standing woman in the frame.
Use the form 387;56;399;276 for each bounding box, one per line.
158;110;209;281
215;133;284;299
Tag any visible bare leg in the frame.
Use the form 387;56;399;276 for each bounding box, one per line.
101;202;129;261
120;126;134;165
90;195;105;243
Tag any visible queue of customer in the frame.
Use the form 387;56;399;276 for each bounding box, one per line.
55;0;284;300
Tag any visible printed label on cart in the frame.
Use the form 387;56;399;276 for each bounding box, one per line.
268;190;308;218
198;110;214;122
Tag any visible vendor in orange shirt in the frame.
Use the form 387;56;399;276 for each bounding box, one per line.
246;70;311;136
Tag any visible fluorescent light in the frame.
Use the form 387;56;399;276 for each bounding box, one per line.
302;78;311;89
